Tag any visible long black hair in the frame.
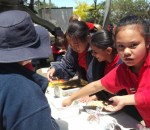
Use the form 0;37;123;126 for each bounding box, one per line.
66;21;89;42
91;29;117;53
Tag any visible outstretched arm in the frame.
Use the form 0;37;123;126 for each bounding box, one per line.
62;80;105;107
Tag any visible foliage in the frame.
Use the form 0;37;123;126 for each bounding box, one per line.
73;0;105;24
86;1;105;24
73;0;91;21
34;0;56;10
109;0;150;24
73;0;150;25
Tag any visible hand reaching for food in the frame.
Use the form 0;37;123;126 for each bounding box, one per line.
78;95;98;103
47;67;56;82
62;97;73;107
104;96;125;112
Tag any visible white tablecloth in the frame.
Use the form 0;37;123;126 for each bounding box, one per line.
45;87;139;130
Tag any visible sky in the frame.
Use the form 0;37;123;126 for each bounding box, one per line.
49;0;101;10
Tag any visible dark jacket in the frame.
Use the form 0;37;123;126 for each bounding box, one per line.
87;58;106;82
0;63;59;130
87;57;122;100
52;46;93;81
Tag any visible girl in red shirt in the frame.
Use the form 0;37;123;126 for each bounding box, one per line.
47;21;93;82
63;15;150;128
79;30;121;102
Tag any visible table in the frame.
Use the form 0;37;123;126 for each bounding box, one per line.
45;87;139;130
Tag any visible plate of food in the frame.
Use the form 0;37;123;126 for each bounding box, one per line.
83;100;115;115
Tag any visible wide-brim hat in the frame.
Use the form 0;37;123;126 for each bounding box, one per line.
0;10;52;63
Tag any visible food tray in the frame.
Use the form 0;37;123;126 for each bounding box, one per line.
49;78;88;88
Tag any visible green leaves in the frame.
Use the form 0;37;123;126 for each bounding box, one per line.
73;0;150;25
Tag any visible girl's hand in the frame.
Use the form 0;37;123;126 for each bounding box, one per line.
62;98;73;107
47;67;55;82
104;96;125;112
105;94;136;112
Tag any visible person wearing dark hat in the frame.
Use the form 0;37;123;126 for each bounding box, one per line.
0;10;59;130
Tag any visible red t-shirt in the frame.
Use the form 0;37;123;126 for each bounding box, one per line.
101;51;150;127
51;45;61;54
78;50;88;71
104;54;120;75
86;22;94;30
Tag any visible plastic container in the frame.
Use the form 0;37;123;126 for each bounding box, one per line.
54;85;80;98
